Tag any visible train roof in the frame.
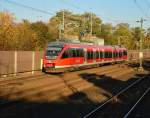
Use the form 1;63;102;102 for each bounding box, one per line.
47;41;127;50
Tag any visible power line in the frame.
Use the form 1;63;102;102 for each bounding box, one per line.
60;0;138;34
145;0;150;8
134;0;148;17
61;0;137;25
144;0;150;16
60;0;121;23
3;0;55;16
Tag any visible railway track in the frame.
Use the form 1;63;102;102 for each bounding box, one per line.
0;64;120;88
0;64;131;110
123;86;150;118
124;87;150;118
0;63;141;118
0;65;122;102
83;75;150;118
0;73;47;87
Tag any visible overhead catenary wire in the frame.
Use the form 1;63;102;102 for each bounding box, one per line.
3;0;55;16
144;0;150;16
60;0;137;34
61;0;137;24
134;0;149;18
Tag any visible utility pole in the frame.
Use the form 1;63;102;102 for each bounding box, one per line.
59;10;65;40
59;22;62;40
90;12;93;36
136;18;146;71
62;9;65;39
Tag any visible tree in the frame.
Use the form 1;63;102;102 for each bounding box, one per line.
100;23;114;45
0;11;16;50
113;23;133;49
30;21;51;50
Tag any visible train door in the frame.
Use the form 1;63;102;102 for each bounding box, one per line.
69;48;77;66
97;48;104;62
104;49;108;62
119;49;123;60
123;49;127;60
87;48;94;63
58;48;71;67
113;48;117;62
101;49;104;62
96;49;100;62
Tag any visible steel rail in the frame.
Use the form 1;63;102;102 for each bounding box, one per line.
123;86;150;118
83;76;145;118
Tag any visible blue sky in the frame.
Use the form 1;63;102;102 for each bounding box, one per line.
0;0;150;29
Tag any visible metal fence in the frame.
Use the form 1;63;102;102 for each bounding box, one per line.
0;51;43;76
0;50;150;76
128;50;150;60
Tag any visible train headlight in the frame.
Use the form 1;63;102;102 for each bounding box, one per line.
46;63;55;68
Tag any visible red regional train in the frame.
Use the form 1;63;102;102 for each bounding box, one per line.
42;41;128;73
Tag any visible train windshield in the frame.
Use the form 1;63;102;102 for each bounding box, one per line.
46;47;62;59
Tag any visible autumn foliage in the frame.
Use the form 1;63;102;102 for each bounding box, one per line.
0;11;150;51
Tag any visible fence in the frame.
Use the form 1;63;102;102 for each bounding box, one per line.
0;50;150;76
128;50;150;60
0;51;43;76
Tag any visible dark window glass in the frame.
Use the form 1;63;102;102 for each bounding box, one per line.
100;51;103;58
113;52;116;57
96;51;99;59
76;49;80;57
104;51;109;58
91;51;93;59
80;49;84;57
87;51;90;59
46;47;62;59
87;51;93;59
109;52;112;58
119;51;122;57
68;48;84;57
72;49;76;57
78;48;84;57
123;50;127;56
116;52;118;57
62;50;69;58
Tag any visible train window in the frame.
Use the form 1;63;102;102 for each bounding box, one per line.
108;52;110;58
116;52;118;57
109;52;112;58
77;48;84;57
91;51;94;59
69;48;76;57
80;49;84;57
69;48;84;57
113;52;116;57
119;51;122;57
76;49;80;57
104;51;108;58
100;51;103;58
96;51;99;59
87;51;93;59
114;52;118;58
72;49;76;57
62;50;69;58
123;50;127;56
87;51;90;59
46;47;63;59
105;51;112;58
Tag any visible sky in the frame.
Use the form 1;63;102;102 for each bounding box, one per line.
0;0;150;29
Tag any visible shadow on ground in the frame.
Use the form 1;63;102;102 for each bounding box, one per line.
0;61;150;118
